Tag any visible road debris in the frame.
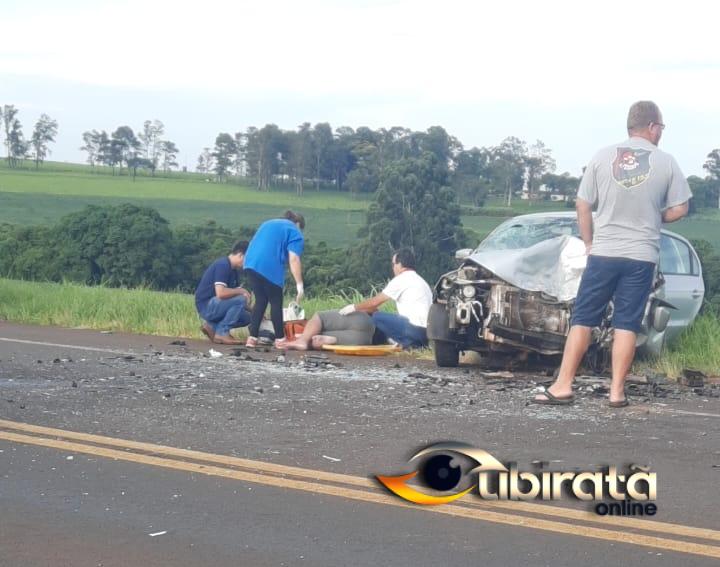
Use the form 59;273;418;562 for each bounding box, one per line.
148;531;167;537
681;369;706;388
322;455;341;462
209;349;223;358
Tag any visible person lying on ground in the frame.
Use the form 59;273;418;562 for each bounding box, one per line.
280;310;375;351
194;240;253;345
338;248;432;349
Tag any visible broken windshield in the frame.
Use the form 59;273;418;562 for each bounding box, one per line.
475;217;580;252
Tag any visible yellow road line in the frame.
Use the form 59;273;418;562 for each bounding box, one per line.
1;418;718;543
1;429;720;559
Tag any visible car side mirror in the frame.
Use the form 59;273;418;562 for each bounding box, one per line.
455;248;472;262
651;305;671;333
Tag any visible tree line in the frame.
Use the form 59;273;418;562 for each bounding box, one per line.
80;120;179;179
1;105;58;169
196;123;568;204
3;101;720;208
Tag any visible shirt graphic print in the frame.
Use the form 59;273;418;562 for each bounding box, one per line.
612;148;652;189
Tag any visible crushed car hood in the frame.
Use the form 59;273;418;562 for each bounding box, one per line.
467;236;587;302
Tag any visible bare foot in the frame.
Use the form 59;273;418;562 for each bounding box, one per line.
310;335;338;349
278;338;310;351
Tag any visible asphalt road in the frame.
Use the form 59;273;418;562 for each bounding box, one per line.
1;322;719;566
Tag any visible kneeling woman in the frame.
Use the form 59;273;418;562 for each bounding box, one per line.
280;310;375;351
244;210;305;348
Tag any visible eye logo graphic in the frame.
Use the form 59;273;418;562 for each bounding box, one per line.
377;442;658;516
376;442;507;506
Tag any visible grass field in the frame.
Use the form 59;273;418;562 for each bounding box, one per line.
0;278;355;339
3;162;718;250
0;278;716;377
0;191;367;246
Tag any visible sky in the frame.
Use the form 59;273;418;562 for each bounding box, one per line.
1;0;718;176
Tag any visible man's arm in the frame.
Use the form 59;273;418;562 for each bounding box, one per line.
214;284;251;301
662;202;689;223
576;197;594;254
345;293;390;314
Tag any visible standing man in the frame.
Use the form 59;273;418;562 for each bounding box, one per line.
339;248;432;349
243;210;306;349
195;240;252;345
534;101;691;407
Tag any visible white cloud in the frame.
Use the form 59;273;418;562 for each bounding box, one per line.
1;0;718;109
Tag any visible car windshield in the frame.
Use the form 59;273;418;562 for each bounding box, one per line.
475;217;580;252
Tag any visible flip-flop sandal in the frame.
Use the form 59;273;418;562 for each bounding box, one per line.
608;398;630;408
532;387;575;405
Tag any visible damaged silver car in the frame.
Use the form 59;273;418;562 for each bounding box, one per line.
427;212;705;368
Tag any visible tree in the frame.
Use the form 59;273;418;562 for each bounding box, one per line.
8;117;28;168
703;149;720;209
196;147;214;174
1;105;19;165
95;131;120;173
30;114;58;169
158;140;179;173
1;105;28;168
311;123;333;191
525;140;556;202
51;204;176;288
541;171;580;196
138;119;164;175
246;124;283;191
328;127;356;191
80;130;104;169
355;152;465;286
288;122;313;195
111;126;141;174
452;147;493;206
232;132;245;177
490;137;527;206
212;133;237;181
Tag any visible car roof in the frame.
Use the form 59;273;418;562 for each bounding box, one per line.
502;212;690;243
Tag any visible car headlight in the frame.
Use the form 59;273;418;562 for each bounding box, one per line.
462;285;476;299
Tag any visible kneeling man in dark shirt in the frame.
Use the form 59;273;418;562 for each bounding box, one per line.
194;240;253;345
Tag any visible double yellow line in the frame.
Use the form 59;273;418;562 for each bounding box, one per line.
1;418;719;559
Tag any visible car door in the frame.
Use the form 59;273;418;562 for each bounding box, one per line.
658;232;705;343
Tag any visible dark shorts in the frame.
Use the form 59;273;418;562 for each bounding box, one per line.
571;255;656;334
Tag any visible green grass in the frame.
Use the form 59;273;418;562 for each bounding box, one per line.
2;162;719;249
0;165;372;210
643;313;720;378
1;278;716;376
0;191;366;246
0;278;358;340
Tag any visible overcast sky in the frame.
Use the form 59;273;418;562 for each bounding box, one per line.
1;0;718;176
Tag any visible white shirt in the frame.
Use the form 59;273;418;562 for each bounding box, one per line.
382;270;433;328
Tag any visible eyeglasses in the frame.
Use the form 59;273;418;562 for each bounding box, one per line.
650;121;666;131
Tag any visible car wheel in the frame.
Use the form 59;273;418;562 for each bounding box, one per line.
434;340;460;367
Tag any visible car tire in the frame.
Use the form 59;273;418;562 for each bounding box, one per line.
434;340;460;367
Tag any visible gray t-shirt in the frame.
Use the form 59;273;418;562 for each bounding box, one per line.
577;136;692;264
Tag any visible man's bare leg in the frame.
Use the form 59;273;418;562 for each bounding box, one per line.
609;329;636;403
310;335;338;349
280;314;323;351
535;325;592;401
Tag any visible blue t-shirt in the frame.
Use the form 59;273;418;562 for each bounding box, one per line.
194;257;238;312
243;219;304;287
